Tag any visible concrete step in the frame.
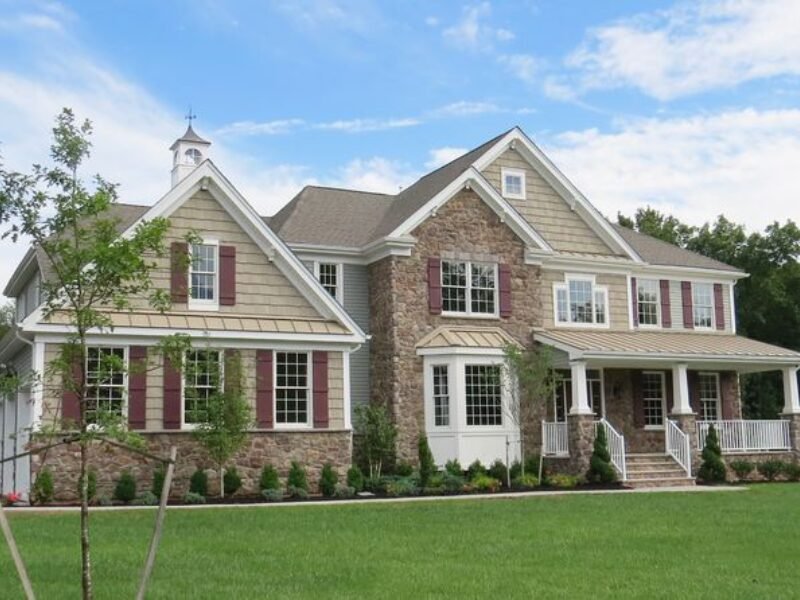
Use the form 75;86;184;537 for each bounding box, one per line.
626;459;677;467
627;469;687;479
626;477;696;489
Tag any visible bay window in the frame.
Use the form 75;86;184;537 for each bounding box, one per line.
432;365;450;427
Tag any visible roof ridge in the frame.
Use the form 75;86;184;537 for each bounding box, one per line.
302;184;395;197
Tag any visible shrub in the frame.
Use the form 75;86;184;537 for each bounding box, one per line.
261;488;283;502
548;473;580;489
469;474;501;493
395;461;414;477
184;492;206;505
354;404;397;479
114;471;137;504
729;459;754;481
223;467;242;496
488;459;507;484
319;463;339;497
287;462;309;493
287;485;309;500
346;466;365;492
442;472;466;493
418;435;436;487
333;484;356;499
444;459;463;476
97;495;113;507
131;491;159;506
512;473;539;490
758;460;785;482
189;469;208;497
385;477;419;497
32;468;55;505
152;467;165;496
259;464;280;491
467;460;487;481
509;461;522;481
783;463;800;482
698;425;727;483
524;455;541;477
587;426;617;484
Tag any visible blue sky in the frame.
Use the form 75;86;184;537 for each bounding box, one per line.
1;0;800;289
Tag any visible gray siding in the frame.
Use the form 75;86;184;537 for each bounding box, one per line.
15;272;40;322
343;263;370;409
11;345;33;390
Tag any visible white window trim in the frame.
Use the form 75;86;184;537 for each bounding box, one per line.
642;370;667;431
85;345;129;428
313;261;343;304
636;278;661;330
552;368;605;422
500;167;526;200
181;349;224;430
187;238;220;311
697;372;722;421
691;282;715;331
553;274;610;329
431;364;451;428
441;261;500;319
273;351;314;430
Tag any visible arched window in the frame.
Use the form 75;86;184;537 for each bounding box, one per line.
184;148;202;165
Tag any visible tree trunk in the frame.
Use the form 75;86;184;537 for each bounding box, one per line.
219;466;225;499
79;439;93;599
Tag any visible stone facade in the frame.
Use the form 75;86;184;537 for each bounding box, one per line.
369;189;544;461
31;430;352;501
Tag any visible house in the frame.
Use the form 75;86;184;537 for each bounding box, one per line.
2;125;799;498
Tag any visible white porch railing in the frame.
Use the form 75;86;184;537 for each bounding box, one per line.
697;420;791;453
666;420;692;478
595;419;627;481
541;421;568;457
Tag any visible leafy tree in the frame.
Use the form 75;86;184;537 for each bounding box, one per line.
191;351;252;497
617;206;696;247
354;404;397;479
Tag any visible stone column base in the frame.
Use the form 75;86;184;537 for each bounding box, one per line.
566;414;596;476
781;413;800;452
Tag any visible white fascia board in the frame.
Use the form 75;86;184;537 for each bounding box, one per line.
536;254;746;282
3;248;38;297
472;128;643;262
630;264;747;282
582;352;800;367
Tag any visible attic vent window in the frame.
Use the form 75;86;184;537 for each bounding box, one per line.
500;167;525;200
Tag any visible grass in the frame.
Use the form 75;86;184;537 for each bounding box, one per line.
2;485;800;599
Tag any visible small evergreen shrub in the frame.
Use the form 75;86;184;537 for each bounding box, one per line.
32;468;55;505
509;461;522;481
385;477;419;497
287;485;309;500
87;470;97;502
467;460;487;481
287;462;309;493
444;459;463;476
758;460;785;482
587;425;617;484
488;459;507;484
395;461;414;477
346;466;365;492
783;463;800;482
418;434;436;488
223;466;242;496
262;488;283;502
698;425;727;483
152;467;166;496
131;491;159;506
114;471;137;504
442;472;466;493
512;473;539;489
184;492;206;504
548;473;580;489
524;455;541;476
319;463;339;497
729;459;754;481
259;464;280;491
333;484;356;499
189;469;209;496
97;495;113;507
469;474;501;493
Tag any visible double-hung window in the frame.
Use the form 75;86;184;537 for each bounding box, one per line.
86;347;126;425
554;276;608;327
432;365;450;427
315;262;342;302
183;350;221;425
189;242;218;306
465;364;502;426
641;372;666;429
692;283;714;329
275;352;311;426
501;168;526;199
637;279;660;327
698;373;721;421
442;260;497;316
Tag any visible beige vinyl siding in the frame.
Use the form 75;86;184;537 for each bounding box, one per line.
481;149;615;256
41;343;62;427
327;351;345;429
541;271;630;331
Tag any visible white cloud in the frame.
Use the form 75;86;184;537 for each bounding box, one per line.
499;53;542;84
431;101;500;117
425;16;439;27
546;108;800;229
442;2;514;51
565;0;800;100
215;118;305;136
315;117;420;133
334;157;418;193
426;147;468;169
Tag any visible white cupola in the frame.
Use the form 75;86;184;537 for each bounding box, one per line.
170;123;211;187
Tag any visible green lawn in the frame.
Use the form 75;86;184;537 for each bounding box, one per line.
2;485;799;599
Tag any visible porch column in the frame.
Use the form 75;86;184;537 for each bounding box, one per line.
781;366;800;415
671;363;692;415
569;360;592;415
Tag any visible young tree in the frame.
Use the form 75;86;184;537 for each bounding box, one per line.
502;343;558;479
0;108;184;599
191;351;252;497
354;404;397;479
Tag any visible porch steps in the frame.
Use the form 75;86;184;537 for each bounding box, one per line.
625;453;695;488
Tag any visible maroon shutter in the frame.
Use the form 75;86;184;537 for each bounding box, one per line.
688;370;701;415
499;264;512;318
660;280;672;328
170;242;188;303
62;356;82;427
428;258;442;315
255;350;274;429
631;277;639;327
163;356;182;429
219;245;236;306
713;284;725;330
128;346;147;430
681;281;694;329
312;351;329;429
632;371;644;428
720;372;736;419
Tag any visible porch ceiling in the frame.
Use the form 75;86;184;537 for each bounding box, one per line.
535;329;800;372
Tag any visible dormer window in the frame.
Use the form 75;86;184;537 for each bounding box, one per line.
185;148;203;165
501;167;526;200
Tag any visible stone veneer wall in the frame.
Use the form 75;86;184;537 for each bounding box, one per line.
31;431;351;501
368;189;545;461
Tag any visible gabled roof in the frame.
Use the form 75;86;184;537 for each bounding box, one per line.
416;325;520;350
612;224;740;273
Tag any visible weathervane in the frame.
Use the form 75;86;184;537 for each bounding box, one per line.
185;106;197;124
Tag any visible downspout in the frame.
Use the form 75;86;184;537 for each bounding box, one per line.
13;327;35;495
